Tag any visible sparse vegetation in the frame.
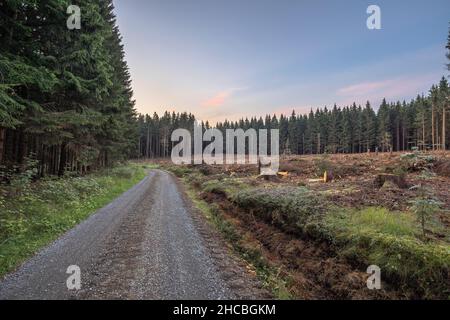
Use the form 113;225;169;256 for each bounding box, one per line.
172;151;450;299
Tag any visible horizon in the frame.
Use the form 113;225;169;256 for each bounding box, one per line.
114;0;450;123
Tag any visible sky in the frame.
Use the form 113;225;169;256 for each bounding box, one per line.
113;0;450;123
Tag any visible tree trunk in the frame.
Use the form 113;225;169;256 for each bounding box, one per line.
317;133;320;154
443;106;446;151
436;118;440;150
58;142;67;176
146;125;150;158
432;106;435;150
422;115;425;151
0;127;5;163
104;150;108;167
17;130;26;164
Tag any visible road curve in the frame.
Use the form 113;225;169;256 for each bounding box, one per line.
0;169;262;300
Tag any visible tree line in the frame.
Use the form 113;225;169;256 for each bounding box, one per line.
138;77;449;158
138;28;449;159
0;0;137;177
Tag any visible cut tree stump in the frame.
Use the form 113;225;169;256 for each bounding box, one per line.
324;170;334;182
374;174;407;189
257;174;280;182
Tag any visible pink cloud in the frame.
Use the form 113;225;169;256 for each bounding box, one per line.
337;79;393;96
336;74;436;105
201;87;247;108
201;91;231;107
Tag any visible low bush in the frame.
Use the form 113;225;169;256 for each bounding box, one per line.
201;180;227;196
166;165;193;177
109;166;135;179
201;178;246;198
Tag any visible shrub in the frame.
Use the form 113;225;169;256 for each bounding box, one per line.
313;157;334;177
201;180;227;196
4;155;39;196
400;152;436;172
185;172;206;188
70;177;102;199
200;178;244;197
167;166;193;177
38;179;79;203
110;166;135;179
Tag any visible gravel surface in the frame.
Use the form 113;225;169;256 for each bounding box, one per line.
0;170;267;300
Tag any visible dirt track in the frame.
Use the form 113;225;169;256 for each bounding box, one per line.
0;170;267;300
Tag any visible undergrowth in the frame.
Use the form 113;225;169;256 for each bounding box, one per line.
0;164;146;277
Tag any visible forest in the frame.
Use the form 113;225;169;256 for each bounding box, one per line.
1;1;449;176
137;78;449;158
0;0;137;177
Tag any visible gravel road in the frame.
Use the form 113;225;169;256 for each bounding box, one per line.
0;170;267;300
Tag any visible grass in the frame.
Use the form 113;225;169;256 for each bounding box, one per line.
0;164;146;278
326;207;419;237
184;182;292;299
323;207;450;299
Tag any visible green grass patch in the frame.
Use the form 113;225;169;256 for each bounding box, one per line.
326;207;419;238
0;164;146;278
323;207;449;299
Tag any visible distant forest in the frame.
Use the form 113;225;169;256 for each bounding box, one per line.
138;76;449;158
138;29;449;159
0;0;449;177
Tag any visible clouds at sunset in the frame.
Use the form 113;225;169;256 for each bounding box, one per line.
201;88;246;108
336;74;437;106
201;91;231;108
114;0;450;122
